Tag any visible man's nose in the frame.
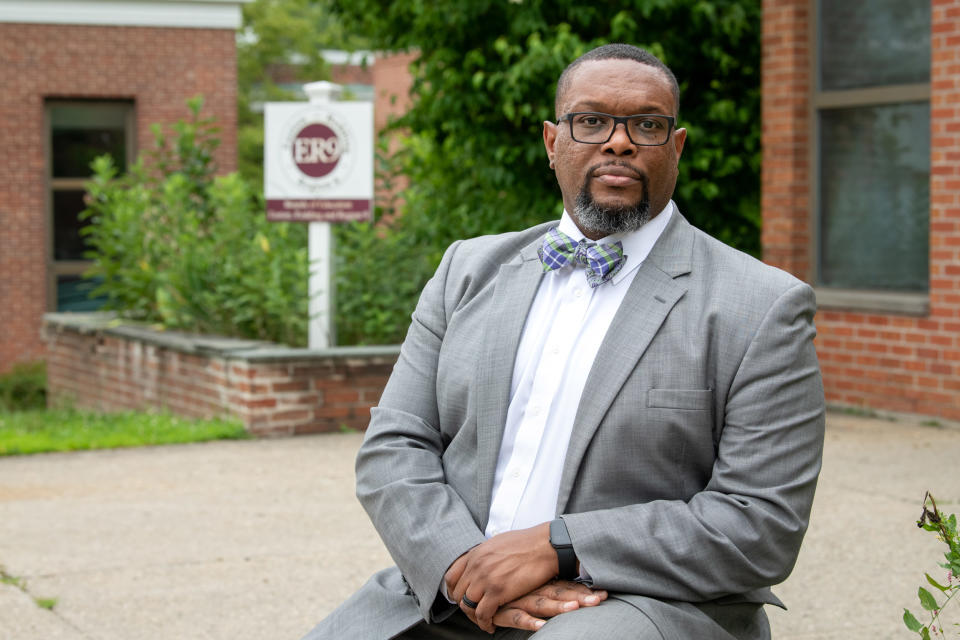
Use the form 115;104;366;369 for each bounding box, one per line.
602;122;635;155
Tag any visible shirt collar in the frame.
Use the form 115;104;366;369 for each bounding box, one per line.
556;200;675;285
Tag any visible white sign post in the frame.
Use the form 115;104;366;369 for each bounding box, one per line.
264;82;374;349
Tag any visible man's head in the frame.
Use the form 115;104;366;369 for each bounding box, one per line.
543;44;686;240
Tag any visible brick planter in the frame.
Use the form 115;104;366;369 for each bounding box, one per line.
42;313;399;436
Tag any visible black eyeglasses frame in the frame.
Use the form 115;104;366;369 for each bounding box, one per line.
560;112;676;147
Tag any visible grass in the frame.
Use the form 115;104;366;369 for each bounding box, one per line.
1;566;58;611
0;570;25;590
0;409;249;456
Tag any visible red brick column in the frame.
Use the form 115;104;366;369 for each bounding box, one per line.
761;0;812;281
927;0;960;409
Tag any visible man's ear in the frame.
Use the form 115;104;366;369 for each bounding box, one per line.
543;121;557;169
673;127;687;160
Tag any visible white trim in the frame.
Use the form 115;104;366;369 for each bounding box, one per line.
320;49;375;66
0;0;251;30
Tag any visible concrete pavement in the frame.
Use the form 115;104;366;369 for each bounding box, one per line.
0;412;958;639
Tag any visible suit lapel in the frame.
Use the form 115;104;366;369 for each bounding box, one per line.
475;236;545;523
556;211;695;513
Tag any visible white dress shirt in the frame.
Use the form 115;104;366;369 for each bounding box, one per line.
484;201;674;539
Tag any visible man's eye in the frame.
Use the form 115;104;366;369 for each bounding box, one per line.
578;116;606;127
636;118;663;130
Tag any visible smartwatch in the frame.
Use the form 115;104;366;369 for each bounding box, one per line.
549;518;578;580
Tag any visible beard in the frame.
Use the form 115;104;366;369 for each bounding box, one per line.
573;170;651;237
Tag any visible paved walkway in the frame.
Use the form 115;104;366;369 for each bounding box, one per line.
0;412;958;639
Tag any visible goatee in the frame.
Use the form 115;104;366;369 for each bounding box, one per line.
573;174;651;237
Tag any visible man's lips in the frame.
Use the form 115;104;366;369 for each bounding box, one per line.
591;165;643;187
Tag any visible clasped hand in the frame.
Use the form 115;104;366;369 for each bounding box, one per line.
444;523;607;633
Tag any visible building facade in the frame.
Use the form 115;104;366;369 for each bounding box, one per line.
763;0;960;421
0;0;246;373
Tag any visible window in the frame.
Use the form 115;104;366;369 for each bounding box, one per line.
813;0;930;311
46;101;134;311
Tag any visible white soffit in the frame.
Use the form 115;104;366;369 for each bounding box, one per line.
0;0;250;30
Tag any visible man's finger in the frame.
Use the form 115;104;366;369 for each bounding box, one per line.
533;580;608;607
444;553;468;597
509;593;580;618
458;589;482;625
493;606;547;632
473;594;499;634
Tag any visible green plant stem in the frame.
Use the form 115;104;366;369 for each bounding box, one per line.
929;589;958;636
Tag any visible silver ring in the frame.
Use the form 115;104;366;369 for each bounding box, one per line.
461;594;479;609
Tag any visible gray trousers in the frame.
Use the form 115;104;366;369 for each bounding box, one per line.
394;598;770;640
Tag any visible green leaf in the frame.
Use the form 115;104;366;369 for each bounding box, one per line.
918;587;939;611
925;573;949;593
903;608;923;632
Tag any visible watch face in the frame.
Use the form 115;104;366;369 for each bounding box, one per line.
550;519;572;547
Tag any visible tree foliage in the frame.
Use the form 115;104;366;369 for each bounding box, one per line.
329;0;762;344
236;0;371;183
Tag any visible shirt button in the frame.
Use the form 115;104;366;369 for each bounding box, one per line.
551;345;561;355
574;288;583;298
511;470;522;479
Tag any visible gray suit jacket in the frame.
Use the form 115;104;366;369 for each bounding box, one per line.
306;210;825;639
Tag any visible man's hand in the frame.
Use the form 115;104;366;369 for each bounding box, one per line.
493;580;608;632
446;522;560;632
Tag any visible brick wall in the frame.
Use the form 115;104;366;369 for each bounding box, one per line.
762;0;960;422
761;0;811;282
372;51;416;217
43;314;398;436
0;23;239;374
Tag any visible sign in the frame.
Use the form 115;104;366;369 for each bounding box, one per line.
264;101;373;222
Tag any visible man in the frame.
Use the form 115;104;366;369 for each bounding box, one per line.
302;43;824;640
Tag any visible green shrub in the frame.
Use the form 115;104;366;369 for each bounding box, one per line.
334;218;436;345
81;98;309;346
0;362;47;412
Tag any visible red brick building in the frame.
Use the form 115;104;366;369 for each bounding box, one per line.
0;0;247;373
763;0;960;422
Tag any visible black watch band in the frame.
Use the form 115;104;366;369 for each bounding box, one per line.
549;518;578;580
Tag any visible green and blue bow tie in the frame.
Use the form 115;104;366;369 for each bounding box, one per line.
538;227;626;288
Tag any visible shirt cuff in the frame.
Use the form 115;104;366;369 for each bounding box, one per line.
440;576;456;604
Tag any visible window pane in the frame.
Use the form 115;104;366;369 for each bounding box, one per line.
50;103;129;177
819;103;929;292
53;189;92;261
820;1;930;90
56;276;106;312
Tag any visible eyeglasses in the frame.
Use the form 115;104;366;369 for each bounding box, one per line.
561;112;675;146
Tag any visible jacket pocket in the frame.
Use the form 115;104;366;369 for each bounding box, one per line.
647;388;713;410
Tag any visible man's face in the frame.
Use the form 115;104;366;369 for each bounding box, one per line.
543;59;686;239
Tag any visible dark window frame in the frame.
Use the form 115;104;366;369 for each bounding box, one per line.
44;99;135;311
809;0;931;314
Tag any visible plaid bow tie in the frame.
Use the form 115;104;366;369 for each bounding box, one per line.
538;227;626;288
